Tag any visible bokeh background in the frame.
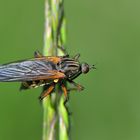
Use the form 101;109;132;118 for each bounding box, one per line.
0;0;140;140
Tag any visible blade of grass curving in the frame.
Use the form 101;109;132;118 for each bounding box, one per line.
42;0;70;140
43;1;56;140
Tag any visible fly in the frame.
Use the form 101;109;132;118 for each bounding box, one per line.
0;51;96;101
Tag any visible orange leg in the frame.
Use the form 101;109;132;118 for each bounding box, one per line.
61;84;69;103
39;85;55;100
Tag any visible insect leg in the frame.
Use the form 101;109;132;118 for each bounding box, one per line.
20;82;30;90
61;84;68;98
58;46;69;57
73;53;80;61
67;80;84;91
34;51;43;58
39;84;55;100
61;84;69;104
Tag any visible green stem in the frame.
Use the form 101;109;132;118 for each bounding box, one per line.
42;0;69;140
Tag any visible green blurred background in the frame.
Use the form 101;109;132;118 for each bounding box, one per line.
0;0;140;140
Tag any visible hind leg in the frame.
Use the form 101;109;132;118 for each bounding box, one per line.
34;51;43;58
39;84;55;101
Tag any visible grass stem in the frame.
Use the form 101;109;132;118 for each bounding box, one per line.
42;0;69;140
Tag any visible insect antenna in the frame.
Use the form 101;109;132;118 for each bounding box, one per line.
90;63;97;70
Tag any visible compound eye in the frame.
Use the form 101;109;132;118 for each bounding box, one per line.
81;63;89;74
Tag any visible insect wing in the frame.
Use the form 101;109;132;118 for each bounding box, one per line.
0;59;65;82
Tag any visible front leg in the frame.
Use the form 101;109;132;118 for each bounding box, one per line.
57;45;69;57
67;80;84;91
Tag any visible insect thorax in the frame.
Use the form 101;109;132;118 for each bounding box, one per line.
58;58;81;79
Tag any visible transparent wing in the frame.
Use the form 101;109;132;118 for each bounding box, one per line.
0;59;65;82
